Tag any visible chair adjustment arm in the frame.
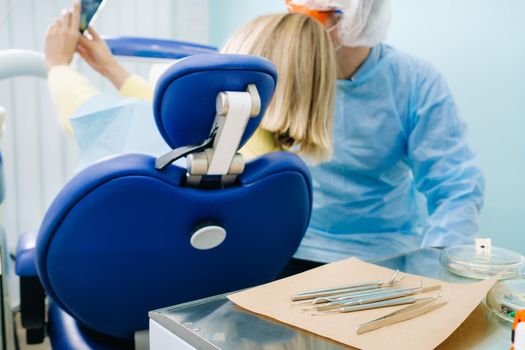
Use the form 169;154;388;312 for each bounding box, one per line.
155;129;216;170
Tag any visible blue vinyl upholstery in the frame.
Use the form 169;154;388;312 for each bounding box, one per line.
17;54;312;347
36;153;311;340
15;232;38;276
48;302;133;350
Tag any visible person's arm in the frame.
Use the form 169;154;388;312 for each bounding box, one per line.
407;67;484;248
47;65;98;134
119;75;154;102
77;27;154;101
45;2;100;134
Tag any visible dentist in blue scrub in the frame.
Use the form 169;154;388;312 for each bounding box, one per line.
287;0;485;263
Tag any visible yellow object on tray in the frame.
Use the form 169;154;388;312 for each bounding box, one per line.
228;258;497;350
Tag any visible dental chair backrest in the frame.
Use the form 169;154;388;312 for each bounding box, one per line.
35;54;312;341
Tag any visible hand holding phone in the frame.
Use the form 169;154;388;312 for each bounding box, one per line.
44;2;82;70
79;0;107;33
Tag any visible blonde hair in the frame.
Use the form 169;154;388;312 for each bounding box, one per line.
222;13;336;163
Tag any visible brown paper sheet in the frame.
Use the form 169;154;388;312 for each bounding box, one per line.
228;258;497;350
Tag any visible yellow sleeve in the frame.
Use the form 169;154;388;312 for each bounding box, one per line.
47;65;98;135
119;75;154;102
239;128;282;160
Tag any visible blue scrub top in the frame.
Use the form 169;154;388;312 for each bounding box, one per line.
295;43;485;262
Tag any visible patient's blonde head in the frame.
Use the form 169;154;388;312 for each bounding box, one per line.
222;13;336;163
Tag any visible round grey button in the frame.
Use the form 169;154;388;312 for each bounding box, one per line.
190;226;227;250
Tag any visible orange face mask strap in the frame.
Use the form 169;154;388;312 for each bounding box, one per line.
285;0;335;25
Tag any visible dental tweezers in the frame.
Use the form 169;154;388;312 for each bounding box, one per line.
355;293;450;334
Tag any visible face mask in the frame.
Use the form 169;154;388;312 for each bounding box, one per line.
289;0;391;48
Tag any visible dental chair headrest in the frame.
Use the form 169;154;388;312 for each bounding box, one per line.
153;54;278;149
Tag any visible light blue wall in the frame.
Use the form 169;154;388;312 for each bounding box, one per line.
387;1;525;255
209;0;525;255
210;0;285;47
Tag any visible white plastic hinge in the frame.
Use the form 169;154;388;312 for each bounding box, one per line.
206;85;259;176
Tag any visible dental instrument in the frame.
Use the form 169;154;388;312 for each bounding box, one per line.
291;270;401;301
312;286;408;304
300;287;412;310
312;285;441;312
312;289;444;316
356;292;450;334
312;296;430;316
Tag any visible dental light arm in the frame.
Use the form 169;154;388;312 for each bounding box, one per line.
103;36;217;61
0;49;46;80
0;38;216;80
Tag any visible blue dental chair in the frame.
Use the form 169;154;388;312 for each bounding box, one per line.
14;52;312;349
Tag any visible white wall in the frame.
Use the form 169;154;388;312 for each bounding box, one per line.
0;0;209;250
